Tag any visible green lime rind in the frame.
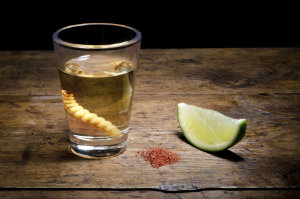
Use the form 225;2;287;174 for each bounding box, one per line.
177;103;247;152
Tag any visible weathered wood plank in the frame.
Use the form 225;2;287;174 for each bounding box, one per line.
0;93;299;189
0;49;299;96
0;190;299;199
137;48;300;94
0;51;60;96
0;49;299;192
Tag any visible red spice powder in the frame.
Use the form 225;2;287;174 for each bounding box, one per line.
139;147;180;168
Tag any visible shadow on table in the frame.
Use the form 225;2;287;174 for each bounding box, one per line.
207;150;244;162
176;131;244;162
20;138;84;165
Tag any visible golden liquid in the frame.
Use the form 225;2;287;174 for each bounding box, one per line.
58;55;135;136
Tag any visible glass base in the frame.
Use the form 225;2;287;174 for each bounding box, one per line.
68;130;129;159
70;142;127;159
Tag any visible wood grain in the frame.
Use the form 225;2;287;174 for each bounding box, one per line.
0;49;299;195
0;190;299;199
1;49;299;95
0;93;299;189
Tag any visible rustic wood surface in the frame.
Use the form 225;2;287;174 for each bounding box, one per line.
0;49;299;198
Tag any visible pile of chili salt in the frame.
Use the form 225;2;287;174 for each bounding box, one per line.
138;147;180;168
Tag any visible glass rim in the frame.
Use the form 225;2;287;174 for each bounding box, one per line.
52;23;142;50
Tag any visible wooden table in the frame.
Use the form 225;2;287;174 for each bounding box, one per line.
0;48;299;198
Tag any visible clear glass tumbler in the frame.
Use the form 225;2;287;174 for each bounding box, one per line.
53;23;142;159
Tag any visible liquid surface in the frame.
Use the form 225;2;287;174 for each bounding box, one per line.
59;54;135;138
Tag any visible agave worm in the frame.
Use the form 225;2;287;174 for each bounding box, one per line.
61;90;121;137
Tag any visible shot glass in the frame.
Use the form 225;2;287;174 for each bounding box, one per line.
53;23;142;159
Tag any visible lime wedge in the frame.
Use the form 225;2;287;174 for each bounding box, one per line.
177;103;247;152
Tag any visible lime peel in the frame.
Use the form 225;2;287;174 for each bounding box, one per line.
177;103;247;152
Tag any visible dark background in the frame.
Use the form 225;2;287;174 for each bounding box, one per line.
1;2;299;50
